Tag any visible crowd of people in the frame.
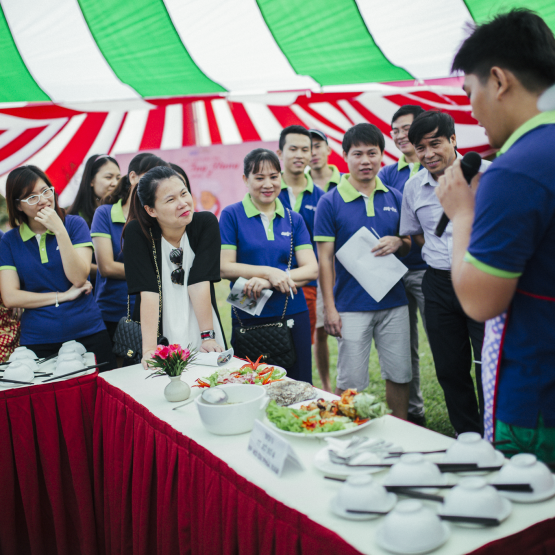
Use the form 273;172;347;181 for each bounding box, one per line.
0;9;552;461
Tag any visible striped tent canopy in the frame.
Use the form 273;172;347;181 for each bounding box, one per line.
1;0;553;195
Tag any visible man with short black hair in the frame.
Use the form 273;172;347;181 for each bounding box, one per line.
277;126;325;367
436;9;555;459
400;110;490;435
379;104;427;427
315;123;412;418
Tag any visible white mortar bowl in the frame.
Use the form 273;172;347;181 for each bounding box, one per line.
195;384;269;435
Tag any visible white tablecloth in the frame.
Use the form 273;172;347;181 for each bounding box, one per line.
100;361;555;555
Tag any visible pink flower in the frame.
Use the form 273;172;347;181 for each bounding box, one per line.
181;348;190;361
155;345;170;360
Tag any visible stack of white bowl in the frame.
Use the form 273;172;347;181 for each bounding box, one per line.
377;499;450;553
440;477;512;525
384;453;446;492
54;341;87;377
442;432;504;468
4;347;38;382
332;475;396;521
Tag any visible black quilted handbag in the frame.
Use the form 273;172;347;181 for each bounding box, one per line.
232;209;297;369
113;229;167;363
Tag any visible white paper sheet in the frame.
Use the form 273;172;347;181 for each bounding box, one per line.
336;227;408;303
226;277;273;316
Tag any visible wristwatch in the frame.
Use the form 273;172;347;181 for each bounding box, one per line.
201;330;216;341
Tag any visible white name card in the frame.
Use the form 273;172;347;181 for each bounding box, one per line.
248;420;304;477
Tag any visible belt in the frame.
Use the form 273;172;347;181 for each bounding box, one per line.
428;267;451;278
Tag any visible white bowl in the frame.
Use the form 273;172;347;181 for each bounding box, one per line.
4;361;34;382
57;352;84;367
443;432;499;466
377;500;449;554
338;475;394;512
492;454;555;501
54;359;86;376
9;348;37;362
443;477;506;519
384;453;443;488
195;384;269;435
15;358;38;372
59;341;86;356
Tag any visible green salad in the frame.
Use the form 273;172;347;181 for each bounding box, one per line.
266;400;358;434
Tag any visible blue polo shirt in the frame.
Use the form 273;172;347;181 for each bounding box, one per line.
91;200;135;322
308;164;342;192
314;175;408;312
379;155;427;271
219;195;313;319
279;173;325;287
0;215;106;345
466;111;555;429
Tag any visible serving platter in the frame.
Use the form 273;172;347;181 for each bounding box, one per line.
266;418;373;439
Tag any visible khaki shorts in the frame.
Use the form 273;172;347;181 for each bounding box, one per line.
336;306;412;391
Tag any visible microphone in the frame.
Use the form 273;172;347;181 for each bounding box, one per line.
434;151;482;237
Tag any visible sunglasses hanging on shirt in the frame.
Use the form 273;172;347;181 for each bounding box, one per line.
170;247;184;285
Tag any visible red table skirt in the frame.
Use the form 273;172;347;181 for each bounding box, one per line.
94;378;365;555
0;372;98;555
94;378;555;555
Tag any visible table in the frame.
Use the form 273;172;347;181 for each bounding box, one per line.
96;363;555;555
0;370;99;555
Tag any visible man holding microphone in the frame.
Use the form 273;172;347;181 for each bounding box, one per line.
436;9;555;461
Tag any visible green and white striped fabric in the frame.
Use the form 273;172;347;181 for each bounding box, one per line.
2;0;554;105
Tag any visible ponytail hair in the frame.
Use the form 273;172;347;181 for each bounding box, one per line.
104;152;168;206
123;165;179;241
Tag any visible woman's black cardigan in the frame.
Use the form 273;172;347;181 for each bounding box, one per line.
123;211;227;347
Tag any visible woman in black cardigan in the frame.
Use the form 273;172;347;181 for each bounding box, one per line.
123;166;226;369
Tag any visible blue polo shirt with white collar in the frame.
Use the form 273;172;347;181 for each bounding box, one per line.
91;199;135;322
466;112;555;429
379;155;427;271
314;174;408;312
0;215;105;345
219;194;313;319
279;173;325;287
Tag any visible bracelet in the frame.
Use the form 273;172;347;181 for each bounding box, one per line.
200;330;215;341
55;292;59;308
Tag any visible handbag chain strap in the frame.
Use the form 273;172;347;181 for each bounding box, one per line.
149;228;163;338
233;208;294;328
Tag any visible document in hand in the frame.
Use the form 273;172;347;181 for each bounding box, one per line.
336;227;408;303
226;277;273;316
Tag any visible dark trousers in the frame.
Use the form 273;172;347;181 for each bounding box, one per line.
422;268;484;435
23;329;117;371
231;310;312;383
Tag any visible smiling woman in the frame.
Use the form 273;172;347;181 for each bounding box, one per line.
0;165;116;368
123;166;226;370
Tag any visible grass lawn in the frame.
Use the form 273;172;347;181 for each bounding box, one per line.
215;280;476;438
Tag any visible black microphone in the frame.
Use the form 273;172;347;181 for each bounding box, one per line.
434;151;482;237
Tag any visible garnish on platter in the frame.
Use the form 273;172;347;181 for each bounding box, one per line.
193;355;286;388
266;389;389;435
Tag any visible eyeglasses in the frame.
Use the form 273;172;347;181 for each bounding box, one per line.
390;125;412;138
18;187;55;205
170;247;184;285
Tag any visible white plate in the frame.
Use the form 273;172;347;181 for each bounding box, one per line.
331;492;397;521
314;446;386;476
266;418;373;439
203;363;287;385
376;521;450;554
438;497;512;528
496;482;555;503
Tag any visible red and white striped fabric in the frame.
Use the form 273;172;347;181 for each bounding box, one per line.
0;87;489;202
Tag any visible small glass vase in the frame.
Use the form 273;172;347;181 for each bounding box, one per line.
164;375;191;402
